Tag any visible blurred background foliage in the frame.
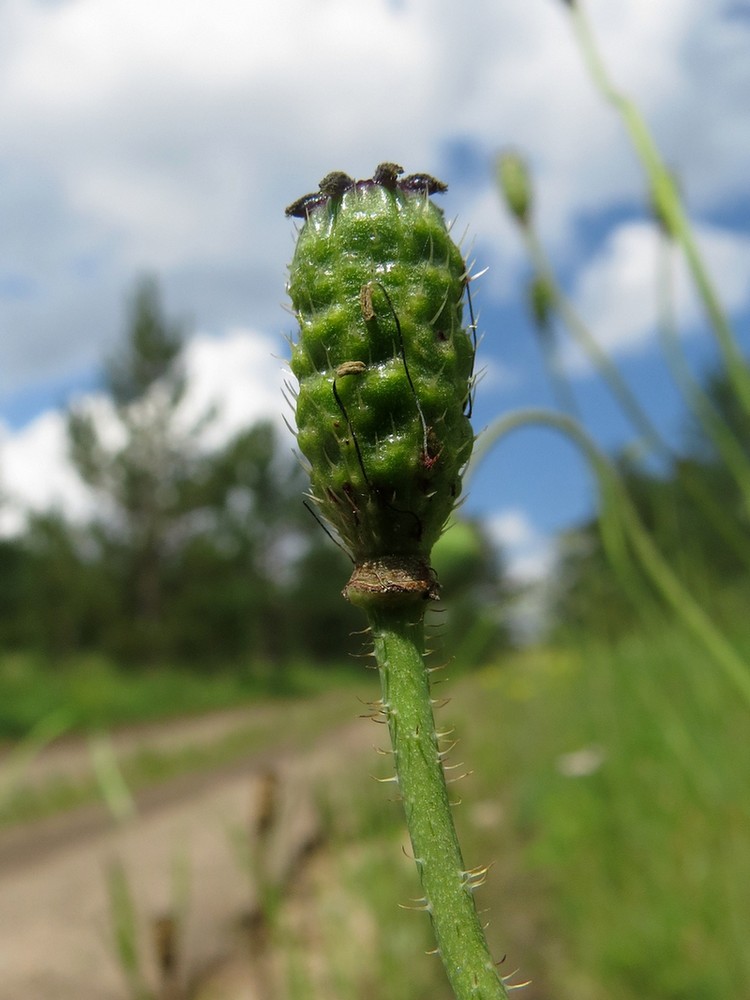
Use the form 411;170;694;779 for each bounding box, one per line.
0;264;748;724
552;361;750;642
0;276;511;726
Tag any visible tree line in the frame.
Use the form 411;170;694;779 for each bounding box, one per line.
0;278;508;673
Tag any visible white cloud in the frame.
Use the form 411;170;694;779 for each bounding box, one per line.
562;220;750;373
179;328;291;446
488;509;535;549
0;328;293;536
1;0;748;401
482;507;557;641
0;409;92;535
485;508;554;584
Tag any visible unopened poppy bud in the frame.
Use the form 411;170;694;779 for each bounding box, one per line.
286;165;476;602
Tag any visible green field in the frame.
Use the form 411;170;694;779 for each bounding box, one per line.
1;594;748;999
290;607;750;1000
0;652;363;740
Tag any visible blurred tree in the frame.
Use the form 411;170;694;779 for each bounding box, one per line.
285;540;361;662
430;519;513;667
23;513;119;655
0;513;119;656
63;275;357;670
67;276;201;661
0;536;30;649
163;421;327;672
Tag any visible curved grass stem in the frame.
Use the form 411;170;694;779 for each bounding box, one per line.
500;173;750;573
471;409;750;711
368;606;510;1000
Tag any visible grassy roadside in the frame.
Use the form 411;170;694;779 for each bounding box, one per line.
0;662;364;828
0;652;362;739
454;638;749;998
484;627;747;997
279;614;749;1000
3;612;748;998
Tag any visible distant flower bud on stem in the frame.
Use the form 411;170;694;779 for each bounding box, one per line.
528;274;555;330
497;150;533;227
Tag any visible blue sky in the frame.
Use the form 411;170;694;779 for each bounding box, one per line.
1;0;749;579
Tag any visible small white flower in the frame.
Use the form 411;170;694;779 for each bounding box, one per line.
556;744;606;778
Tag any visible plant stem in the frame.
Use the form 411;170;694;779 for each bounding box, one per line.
511;205;750;573
368;605;510;1000
655;234;750;521
567;0;750;416
524;226;667;457
472;409;750;711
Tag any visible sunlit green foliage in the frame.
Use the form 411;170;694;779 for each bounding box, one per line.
552;364;750;640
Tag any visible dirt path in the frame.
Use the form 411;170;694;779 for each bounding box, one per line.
0;704;260;792
0;693;377;1000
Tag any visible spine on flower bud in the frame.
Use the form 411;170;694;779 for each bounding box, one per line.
286;164;475;606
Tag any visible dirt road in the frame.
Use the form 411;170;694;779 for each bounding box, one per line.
0;693;376;1000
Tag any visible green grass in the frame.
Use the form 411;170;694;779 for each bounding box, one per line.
276;601;750;1000
3;604;748;999
0;651;361;739
440;616;750;999
0;655;364;827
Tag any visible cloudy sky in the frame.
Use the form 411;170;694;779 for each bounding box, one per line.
1;0;749;580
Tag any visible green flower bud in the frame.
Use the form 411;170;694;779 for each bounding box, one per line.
286;164;475;602
496;150;533;227
528;273;555;330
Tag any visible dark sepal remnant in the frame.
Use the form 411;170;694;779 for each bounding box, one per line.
400;173;448;195
285;163;448;218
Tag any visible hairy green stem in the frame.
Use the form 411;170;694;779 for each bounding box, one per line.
287;166;513;998
368;605;510;1000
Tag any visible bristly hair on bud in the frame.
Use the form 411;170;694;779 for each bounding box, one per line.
286;164;475;608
